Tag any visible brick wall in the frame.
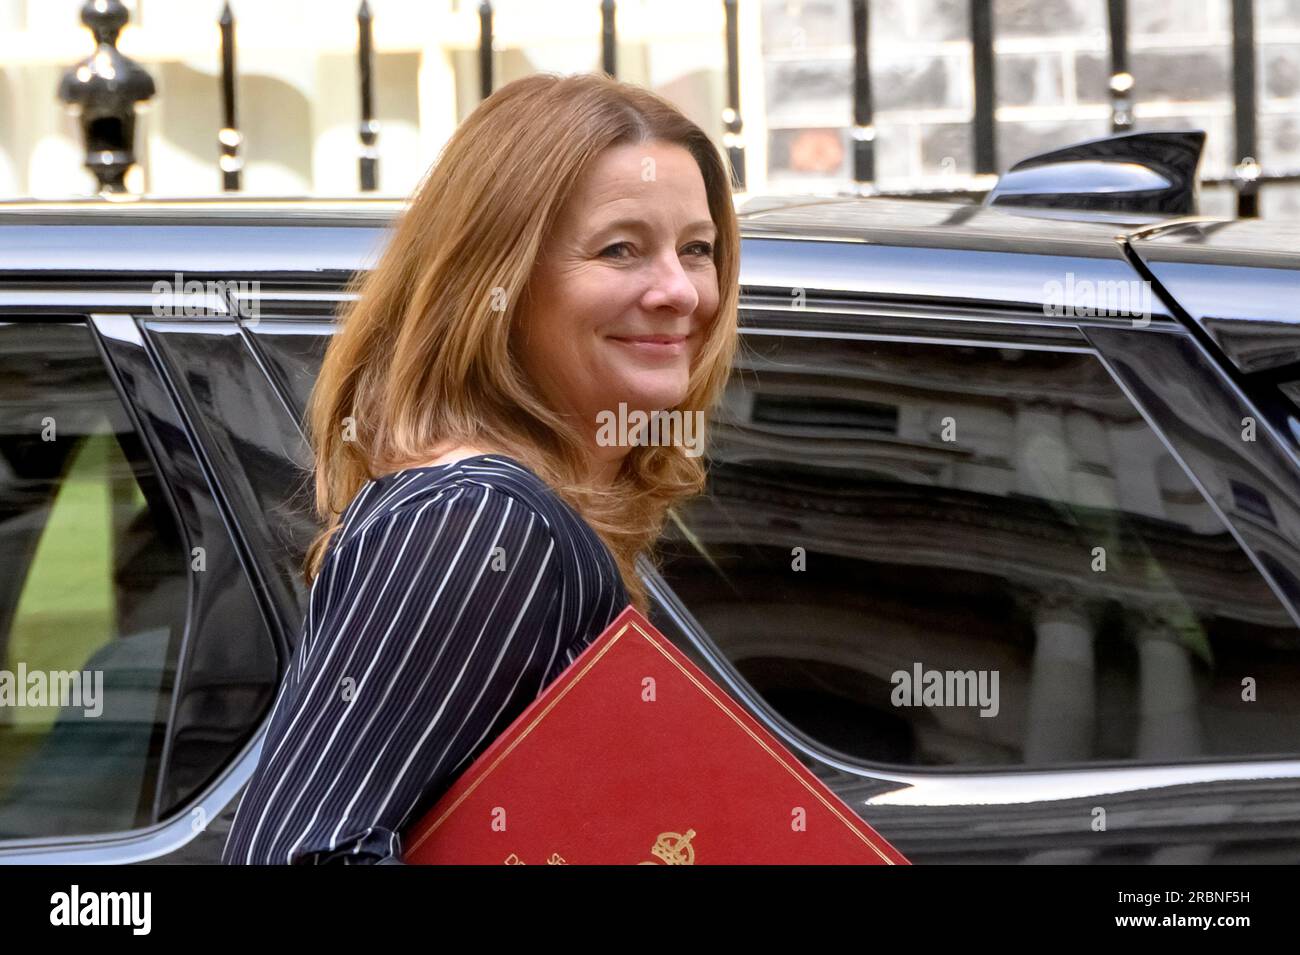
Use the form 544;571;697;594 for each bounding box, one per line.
762;0;1300;218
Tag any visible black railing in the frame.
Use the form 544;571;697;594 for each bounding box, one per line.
1231;0;1260;217
218;2;241;192
850;0;874;186
358;1;379;192
51;0;1294;217
478;1;494;101
601;0;617;77
723;0;746;189
1107;0;1133;131
969;0;997;178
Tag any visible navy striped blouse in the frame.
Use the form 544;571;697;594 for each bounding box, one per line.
222;454;629;864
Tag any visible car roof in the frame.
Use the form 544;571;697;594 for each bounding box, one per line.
0;195;1289;297
735;194;1154;256
1127;217;1300;271
0;192;1161;249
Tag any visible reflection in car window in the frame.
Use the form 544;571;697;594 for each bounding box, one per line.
657;333;1300;769
0;322;186;838
249;323;332;424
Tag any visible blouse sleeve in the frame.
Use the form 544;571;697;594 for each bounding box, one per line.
221;481;563;865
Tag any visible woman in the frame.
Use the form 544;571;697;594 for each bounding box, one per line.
221;71;739;864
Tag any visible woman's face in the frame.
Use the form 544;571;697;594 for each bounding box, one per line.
517;140;719;448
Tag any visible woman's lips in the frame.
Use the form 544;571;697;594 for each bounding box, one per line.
607;334;688;357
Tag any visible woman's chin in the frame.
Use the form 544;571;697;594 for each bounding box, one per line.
607;374;689;414
611;393;686;416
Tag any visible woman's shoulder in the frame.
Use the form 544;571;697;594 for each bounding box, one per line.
330;453;629;610
340;454;571;541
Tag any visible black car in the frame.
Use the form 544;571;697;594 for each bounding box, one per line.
2;134;1299;864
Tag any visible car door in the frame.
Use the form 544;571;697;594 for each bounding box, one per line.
0;310;279;864
644;291;1300;863
102;264;1300;865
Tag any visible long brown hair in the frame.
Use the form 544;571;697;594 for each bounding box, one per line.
302;72;740;613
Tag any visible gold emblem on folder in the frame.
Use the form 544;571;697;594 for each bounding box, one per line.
638;828;696;865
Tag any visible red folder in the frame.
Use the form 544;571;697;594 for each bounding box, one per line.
403;604;908;865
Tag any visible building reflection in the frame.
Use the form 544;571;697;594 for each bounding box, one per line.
658;334;1300;771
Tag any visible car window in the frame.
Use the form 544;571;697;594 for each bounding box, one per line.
144;321;322;629
245;320;332;420
247;322;334;422
656;331;1300;769
0;321;187;839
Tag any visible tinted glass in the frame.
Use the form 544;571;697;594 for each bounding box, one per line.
249;322;332;421
657;333;1300;768
0;321;186;837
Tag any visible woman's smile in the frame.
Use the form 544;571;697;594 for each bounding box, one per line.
605;332;690;358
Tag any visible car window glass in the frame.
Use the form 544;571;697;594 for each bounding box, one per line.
657;332;1300;769
249;322;333;423
0;322;186;838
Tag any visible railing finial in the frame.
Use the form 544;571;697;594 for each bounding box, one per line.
57;0;156;195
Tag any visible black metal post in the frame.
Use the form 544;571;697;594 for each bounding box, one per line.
851;0;875;187
479;1;494;101
601;0;617;78
57;0;156;195
358;1;379;192
722;0;745;189
1231;0;1259;217
1107;0;1133;131
218;2;242;191
970;0;996;175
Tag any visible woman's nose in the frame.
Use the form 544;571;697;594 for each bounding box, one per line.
644;250;700;315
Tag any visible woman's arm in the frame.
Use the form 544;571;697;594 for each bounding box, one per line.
222;482;563;864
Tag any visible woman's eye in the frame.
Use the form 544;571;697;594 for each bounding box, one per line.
685;242;714;257
600;242;632;259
